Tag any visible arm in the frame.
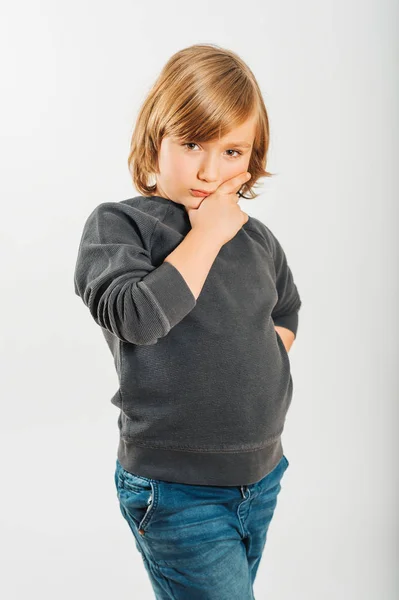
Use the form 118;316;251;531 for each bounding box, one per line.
74;202;197;345
267;225;302;351
164;228;222;300
74;202;222;346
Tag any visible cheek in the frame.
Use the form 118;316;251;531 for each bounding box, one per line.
158;147;185;178
166;155;192;179
225;159;248;177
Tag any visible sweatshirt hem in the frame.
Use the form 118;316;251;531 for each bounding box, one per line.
116;435;284;486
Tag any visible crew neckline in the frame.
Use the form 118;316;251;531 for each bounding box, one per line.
146;195;187;211
143;194;252;231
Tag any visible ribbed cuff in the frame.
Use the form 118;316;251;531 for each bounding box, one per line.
140;261;197;328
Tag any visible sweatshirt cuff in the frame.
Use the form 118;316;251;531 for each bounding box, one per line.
139;261;197;328
273;312;299;338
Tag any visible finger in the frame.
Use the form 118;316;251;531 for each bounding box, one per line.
218;171;251;195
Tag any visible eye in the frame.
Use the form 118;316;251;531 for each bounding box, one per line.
225;149;242;158
182;143;200;151
182;143;243;158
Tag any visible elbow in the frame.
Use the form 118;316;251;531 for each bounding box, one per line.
82;283;170;346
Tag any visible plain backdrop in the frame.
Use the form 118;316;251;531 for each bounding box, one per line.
1;1;397;598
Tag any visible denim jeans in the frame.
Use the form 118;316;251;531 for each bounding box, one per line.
114;453;289;599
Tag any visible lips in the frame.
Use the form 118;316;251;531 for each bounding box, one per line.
190;189;215;197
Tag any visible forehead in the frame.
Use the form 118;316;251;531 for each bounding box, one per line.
211;113;258;146
224;113;257;137
171;114;257;147
164;111;258;148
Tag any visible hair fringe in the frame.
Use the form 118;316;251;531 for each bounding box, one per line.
127;43;275;201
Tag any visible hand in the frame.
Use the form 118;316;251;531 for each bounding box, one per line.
186;171;251;247
274;326;295;353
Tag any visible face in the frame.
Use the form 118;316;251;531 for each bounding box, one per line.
151;112;257;210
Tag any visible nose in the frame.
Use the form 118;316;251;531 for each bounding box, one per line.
197;154;219;184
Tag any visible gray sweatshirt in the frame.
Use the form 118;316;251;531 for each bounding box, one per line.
74;195;302;486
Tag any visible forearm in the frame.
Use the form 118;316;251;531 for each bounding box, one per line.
274;325;295;353
163;229;222;300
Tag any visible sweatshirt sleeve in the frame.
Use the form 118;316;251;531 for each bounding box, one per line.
266;226;302;338
73;202;197;345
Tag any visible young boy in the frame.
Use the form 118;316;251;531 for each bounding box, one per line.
74;43;301;599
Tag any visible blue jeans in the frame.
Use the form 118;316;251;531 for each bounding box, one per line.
114;454;289;599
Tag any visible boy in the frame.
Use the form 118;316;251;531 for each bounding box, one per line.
74;43;301;599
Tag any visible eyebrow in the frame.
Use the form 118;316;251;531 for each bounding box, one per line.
223;141;252;148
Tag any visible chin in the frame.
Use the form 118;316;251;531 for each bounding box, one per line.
181;200;198;210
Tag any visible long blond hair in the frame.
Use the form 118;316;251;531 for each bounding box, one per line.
128;43;275;200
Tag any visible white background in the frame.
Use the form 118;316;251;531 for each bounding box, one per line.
1;1;397;598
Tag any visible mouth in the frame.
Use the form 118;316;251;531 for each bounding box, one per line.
190;189;214;197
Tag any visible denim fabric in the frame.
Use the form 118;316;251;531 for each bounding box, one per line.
114;454;289;599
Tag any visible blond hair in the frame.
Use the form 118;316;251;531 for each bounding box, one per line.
128;43;275;200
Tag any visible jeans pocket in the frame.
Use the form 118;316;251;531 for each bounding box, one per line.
115;462;159;534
